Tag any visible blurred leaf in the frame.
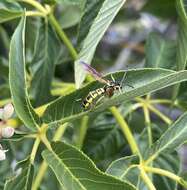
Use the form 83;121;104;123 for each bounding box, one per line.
74;0;126;88
4;157;34;190
77;0;105;46
145;112;187;161
106;155;140;186
142;0;176;18
9;14;40;131
0;57;9;80
42;69;187;126
0;1;23;23
56;0;84;5
83;123;126;163
145;33;176;69
42;141;137;190
59;3;82;29
30;20;61;106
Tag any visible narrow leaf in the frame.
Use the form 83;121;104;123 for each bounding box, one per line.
0;1;23;23
145;33;176;69
4;158;34;190
9;14;40;131
75;0;126;88
172;0;187;102
42;141;136;190
42;69;187;126
77;0;105;46
145;112;187;161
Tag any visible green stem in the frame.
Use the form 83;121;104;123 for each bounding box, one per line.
30;137;40;164
19;0;47;14
76;116;89;149
139;166;156;190
48;14;78;60
26;11;45;17
110;106;141;156
142;105;152;147
144;166;180;182
148;104;172;125
32;124;67;190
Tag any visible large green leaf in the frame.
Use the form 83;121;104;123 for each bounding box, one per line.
74;0;126;88
77;0;105;46
145;112;187;161
4;157;34;190
145;33;176;69
42;69;187;126
0;1;23;23
9;14;40;131
30;20;60;106
42;141;136;190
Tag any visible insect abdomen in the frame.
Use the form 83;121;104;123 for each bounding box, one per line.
82;88;105;109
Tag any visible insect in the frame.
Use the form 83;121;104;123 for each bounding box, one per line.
81;61;127;109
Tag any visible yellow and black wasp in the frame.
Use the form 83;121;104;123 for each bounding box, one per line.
81;61;128;109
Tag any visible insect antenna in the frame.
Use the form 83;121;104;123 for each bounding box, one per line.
120;71;134;89
120;72;127;87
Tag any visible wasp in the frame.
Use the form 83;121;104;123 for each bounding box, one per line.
81;61;127;109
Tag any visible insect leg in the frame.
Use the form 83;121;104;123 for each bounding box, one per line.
95;95;104;106
111;74;115;82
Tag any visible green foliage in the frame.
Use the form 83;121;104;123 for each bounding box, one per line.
4;157;34;190
42;141;136;190
9;13;40;131
0;0;187;190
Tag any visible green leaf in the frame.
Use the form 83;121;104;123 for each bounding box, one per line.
145;112;187;161
83;123;126;163
142;0;176;18
42;68;187;126
106;155;140;186
145;33;176;69
74;0;126;88
4;157;34;190
0;1;23;23
173;0;187;101
176;0;187;70
59;3;82;29
106;126;180;189
9;14;40;131
30;20;61;106
42;141;136;190
153;152;179;190
77;0;105;46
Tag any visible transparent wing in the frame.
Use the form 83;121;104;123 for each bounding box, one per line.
80;61;109;84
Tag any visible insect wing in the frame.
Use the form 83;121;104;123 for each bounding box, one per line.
80;61;109;84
